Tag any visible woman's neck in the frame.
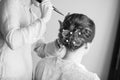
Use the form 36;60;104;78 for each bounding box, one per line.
63;50;84;64
56;38;85;64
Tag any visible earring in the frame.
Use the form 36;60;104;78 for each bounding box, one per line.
85;43;88;49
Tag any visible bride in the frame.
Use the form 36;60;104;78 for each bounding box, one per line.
34;13;100;80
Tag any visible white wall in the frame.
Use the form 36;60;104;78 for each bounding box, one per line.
42;0;119;80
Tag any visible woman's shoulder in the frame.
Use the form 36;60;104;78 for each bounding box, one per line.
38;57;60;67
35;57;62;80
77;64;100;80
62;63;100;80
93;73;100;80
77;66;100;80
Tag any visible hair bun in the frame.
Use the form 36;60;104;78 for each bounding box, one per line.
58;13;95;51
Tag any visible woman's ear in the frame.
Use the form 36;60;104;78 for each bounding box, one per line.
74;43;91;55
84;43;91;54
58;20;63;29
85;43;88;49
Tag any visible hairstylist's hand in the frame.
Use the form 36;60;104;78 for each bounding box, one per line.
40;0;53;23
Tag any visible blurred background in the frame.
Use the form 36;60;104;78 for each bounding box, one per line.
32;0;120;80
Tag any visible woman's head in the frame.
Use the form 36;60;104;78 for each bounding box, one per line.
58;13;95;52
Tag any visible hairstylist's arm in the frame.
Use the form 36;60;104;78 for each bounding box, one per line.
34;40;58;58
0;0;53;50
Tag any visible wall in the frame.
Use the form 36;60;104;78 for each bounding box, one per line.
42;0;119;80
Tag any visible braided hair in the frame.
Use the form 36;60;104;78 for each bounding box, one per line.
58;13;95;51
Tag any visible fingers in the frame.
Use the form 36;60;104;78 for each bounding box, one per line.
40;0;53;23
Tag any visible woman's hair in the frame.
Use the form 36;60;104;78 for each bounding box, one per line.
58;13;95;51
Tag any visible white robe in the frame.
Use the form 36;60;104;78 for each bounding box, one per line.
35;57;100;80
0;0;48;79
34;41;100;80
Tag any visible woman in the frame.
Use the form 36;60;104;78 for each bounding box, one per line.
34;13;100;80
0;0;53;79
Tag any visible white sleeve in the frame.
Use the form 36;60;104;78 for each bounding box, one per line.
40;0;53;23
0;0;46;50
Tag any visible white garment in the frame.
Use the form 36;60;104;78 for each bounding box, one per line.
0;0;52;79
35;57;100;80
